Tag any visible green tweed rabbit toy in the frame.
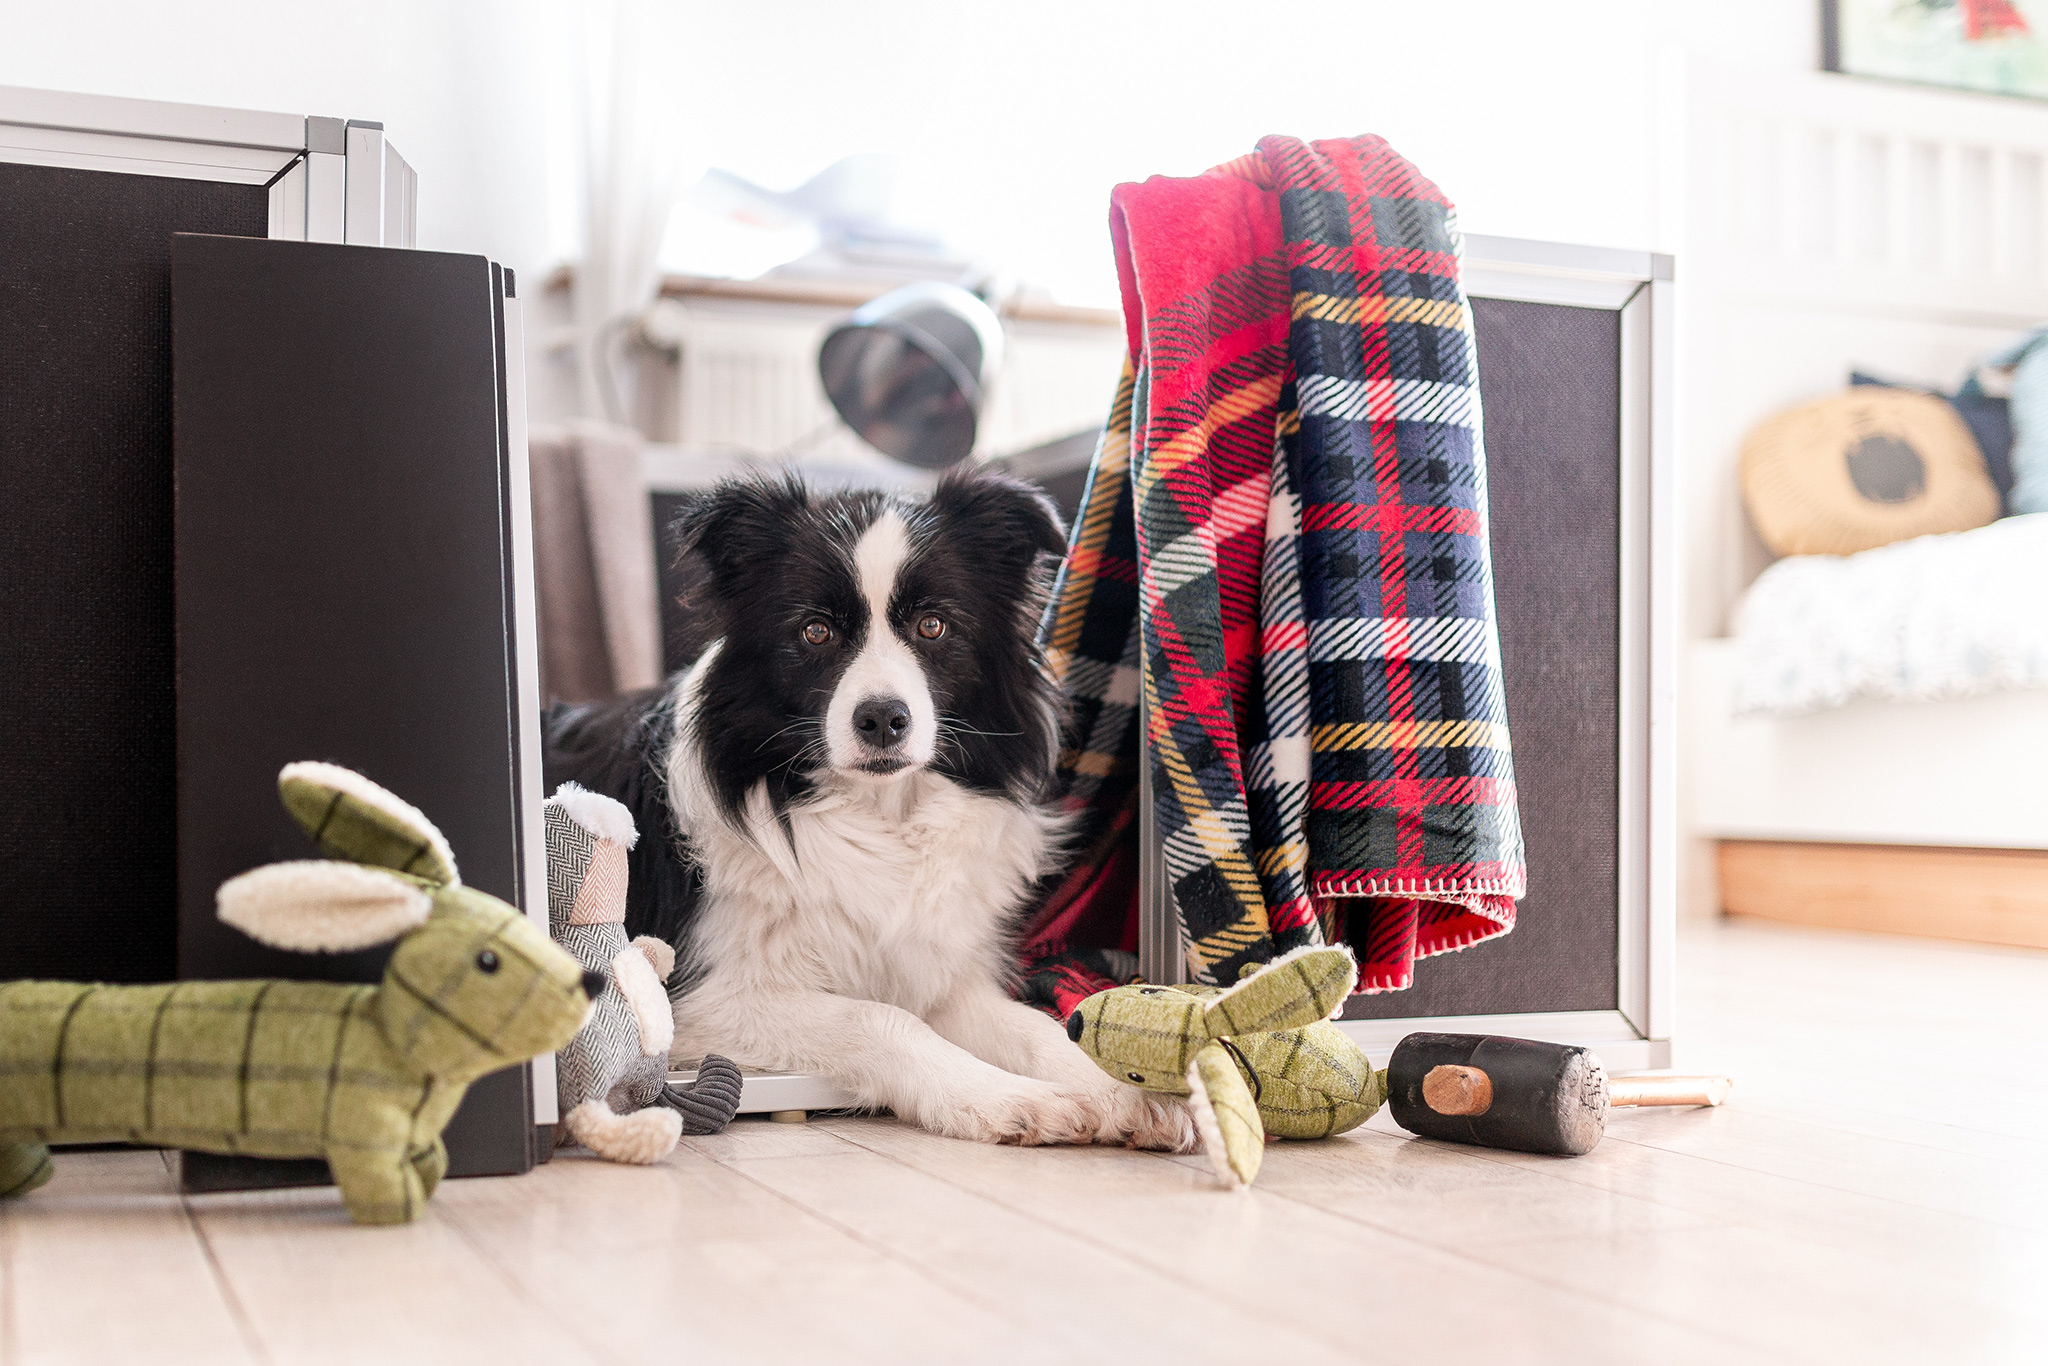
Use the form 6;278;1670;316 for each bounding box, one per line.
0;762;599;1225
1063;945;1384;1188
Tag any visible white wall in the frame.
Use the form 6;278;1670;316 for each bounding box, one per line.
0;0;1821;300
0;0;567;278
654;0;1822;304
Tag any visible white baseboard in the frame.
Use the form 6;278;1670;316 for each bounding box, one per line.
1337;1010;1671;1071
670;1067;859;1115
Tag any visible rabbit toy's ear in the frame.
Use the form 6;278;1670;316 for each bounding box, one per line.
278;761;459;887
1200;945;1358;1039
1186;1042;1263;1189
217;861;432;953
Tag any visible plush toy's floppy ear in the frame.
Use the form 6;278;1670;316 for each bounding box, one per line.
547;782;639;848
1201;945;1358;1038
278;761;459;887
217;860;432;953
544;782;636;930
1186;1041;1262;1189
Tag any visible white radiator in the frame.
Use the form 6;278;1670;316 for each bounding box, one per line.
667;291;1126;464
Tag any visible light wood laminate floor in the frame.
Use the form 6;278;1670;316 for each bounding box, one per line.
5;917;2043;1365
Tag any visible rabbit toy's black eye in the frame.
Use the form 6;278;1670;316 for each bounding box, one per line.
476;949;500;973
1127;1072;1145;1083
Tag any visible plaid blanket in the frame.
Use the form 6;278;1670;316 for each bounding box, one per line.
1020;135;1523;1012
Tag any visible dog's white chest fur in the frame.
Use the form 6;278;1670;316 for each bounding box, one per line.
665;653;1058;1021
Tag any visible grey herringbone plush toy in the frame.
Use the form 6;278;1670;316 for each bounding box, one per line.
546;784;740;1161
0;763;597;1224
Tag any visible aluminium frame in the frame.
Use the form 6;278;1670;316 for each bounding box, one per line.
0;84;416;247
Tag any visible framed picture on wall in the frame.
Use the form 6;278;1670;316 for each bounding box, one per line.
1824;1;2048;100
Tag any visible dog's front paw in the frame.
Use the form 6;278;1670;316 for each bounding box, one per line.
920;1082;1096;1147
1078;1084;1198;1153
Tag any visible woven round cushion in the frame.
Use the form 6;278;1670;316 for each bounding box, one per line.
1740;389;1998;556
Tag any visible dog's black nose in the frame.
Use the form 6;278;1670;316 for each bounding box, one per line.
852;695;912;750
581;969;608;1000
1066;1011;1084;1042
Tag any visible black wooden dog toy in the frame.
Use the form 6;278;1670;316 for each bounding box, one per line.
1386;1032;1732;1156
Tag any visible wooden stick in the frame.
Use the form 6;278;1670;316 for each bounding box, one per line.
1421;1064;1494;1116
1607;1075;1733;1108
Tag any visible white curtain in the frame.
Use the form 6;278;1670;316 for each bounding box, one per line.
574;0;697;419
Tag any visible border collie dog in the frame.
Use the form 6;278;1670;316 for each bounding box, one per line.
545;470;1191;1150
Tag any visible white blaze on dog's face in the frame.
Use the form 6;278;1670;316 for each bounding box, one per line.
826;511;937;778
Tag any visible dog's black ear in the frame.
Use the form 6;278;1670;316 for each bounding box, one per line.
929;469;1068;567
668;473;809;591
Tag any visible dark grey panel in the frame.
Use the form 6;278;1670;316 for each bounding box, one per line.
1345;296;1621;1018
173;233;532;1181
0;164;267;983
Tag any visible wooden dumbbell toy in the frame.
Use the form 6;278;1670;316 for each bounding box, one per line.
1386;1032;1732;1156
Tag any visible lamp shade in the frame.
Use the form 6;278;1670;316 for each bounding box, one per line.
819;282;1004;468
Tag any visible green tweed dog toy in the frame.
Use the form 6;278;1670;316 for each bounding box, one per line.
1064;946;1384;1188
0;762;599;1225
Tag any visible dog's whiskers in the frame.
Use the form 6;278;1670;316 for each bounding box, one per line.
937;714;1023;739
753;717;823;755
772;734;833;775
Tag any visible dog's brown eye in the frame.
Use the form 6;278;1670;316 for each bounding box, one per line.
917;614;945;640
802;620;833;646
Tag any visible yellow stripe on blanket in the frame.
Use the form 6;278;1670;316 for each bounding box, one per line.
1289;294;1470;331
1148;724;1268;911
1140;373;1289;485
1256;841;1309;877
1043;365;1135;662
1311;720;1512;751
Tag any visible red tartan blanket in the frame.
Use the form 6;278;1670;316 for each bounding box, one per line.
1019;135;1524;1017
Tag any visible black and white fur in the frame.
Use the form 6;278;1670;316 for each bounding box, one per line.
545;471;1191;1150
